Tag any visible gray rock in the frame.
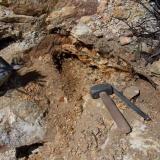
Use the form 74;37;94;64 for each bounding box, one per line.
150;60;160;75
0;5;36;41
123;86;140;100
71;23;92;38
119;36;132;46
95;38;113;54
78;34;97;46
0;3;46;44
0;5;18;39
141;42;152;53
0;14;35;23
0;98;46;148
0;21;18;39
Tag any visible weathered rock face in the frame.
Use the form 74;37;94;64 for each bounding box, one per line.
0;3;48;158
0;0;58;16
0;4;46;53
0;5;19;39
0;96;46;148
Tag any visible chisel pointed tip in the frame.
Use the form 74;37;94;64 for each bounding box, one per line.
144;116;151;121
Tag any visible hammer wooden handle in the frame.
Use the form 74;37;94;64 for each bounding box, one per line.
99;92;132;134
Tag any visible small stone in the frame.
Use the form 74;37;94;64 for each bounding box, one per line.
78;34;97;45
46;6;76;27
95;38;113;54
123;86;140;100
156;85;160;91
92;127;100;135
113;6;130;19
71;23;92;38
0;15;35;23
80;16;91;24
119;36;132;45
141;42;152;53
97;0;109;14
38;56;42;61
122;30;133;37
150;60;160;75
94;30;104;37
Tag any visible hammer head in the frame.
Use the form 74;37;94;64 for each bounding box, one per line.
90;83;113;99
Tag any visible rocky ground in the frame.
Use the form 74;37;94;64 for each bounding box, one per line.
0;0;160;160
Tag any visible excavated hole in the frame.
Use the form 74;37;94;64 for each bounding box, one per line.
52;51;78;72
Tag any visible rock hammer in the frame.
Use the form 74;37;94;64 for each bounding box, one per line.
90;83;151;134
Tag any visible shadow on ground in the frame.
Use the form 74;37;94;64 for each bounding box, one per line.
0;70;46;96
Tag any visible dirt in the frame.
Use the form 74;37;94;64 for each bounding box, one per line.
1;0;160;159
11;33;159;160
